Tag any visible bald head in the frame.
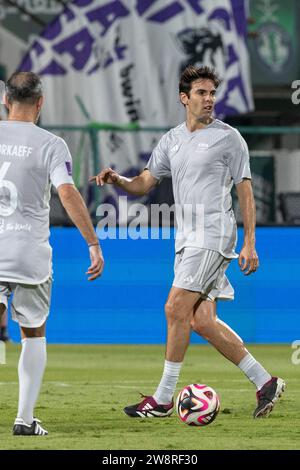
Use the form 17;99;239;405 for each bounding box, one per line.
6;72;43;105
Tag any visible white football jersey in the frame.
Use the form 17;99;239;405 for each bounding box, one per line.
146;119;251;257
0;120;74;284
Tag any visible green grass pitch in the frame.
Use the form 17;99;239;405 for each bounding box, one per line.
0;343;298;450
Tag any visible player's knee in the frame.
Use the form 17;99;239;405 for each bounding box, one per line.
21;325;45;338
165;295;189;323
192;306;216;336
0;304;6;322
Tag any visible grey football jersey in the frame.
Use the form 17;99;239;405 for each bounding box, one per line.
146;120;251;257
0;121;74;284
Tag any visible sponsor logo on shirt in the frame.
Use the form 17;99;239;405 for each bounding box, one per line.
171;144;179;152
0;218;32;234
197;143;209;149
65;161;72;176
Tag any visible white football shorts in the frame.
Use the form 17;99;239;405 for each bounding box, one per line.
0;278;52;328
172;247;234;301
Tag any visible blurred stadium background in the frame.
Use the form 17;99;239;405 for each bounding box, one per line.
0;0;299;345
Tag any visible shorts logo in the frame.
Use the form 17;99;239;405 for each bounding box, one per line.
65;161;72;176
184;275;194;284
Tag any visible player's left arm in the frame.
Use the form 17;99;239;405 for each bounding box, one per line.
236;179;259;276
58;183;104;281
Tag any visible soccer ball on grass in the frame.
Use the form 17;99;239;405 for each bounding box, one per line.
176;383;220;426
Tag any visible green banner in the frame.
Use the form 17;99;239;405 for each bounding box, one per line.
248;0;298;84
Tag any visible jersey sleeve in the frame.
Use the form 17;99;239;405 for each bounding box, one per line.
49;138;74;189
145;133;171;181
226;130;251;185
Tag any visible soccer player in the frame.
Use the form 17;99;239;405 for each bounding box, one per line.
90;66;285;419
0;72;104;435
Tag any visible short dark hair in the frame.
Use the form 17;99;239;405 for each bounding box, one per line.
179;65;221;96
6;72;43;104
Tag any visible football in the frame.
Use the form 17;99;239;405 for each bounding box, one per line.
176;383;220;426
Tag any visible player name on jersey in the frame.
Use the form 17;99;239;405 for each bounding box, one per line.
0;144;33;158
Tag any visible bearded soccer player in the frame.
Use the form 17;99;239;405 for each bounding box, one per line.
0;72;104;435
91;65;285;419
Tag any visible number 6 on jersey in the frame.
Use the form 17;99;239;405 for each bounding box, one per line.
0;162;18;217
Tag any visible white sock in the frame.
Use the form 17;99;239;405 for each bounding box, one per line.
153;360;182;405
17;337;47;424
238;353;271;390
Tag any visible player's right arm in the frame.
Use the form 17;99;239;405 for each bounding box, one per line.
89;168;158;196
90;132;171;195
